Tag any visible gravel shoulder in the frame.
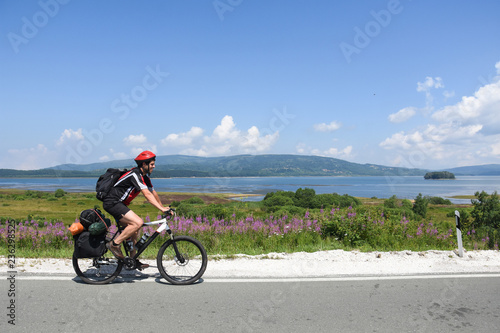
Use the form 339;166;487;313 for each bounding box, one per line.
2;250;500;278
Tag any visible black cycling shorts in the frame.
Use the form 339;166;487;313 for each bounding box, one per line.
103;201;130;222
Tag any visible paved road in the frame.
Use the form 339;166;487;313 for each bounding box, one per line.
2;275;499;332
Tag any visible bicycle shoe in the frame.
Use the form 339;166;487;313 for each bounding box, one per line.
135;259;149;270
106;241;125;259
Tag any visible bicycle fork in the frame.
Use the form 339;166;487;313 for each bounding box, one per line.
155;219;185;263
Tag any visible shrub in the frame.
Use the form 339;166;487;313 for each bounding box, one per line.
471;191;500;229
384;195;399;209
427;196;452;205
202;204;229;220
175;202;202;218
401;199;413;210
263;190;295;201
54;189;66;198
263;189;361;210
293;188;316;208
332;193;361;208
273;205;306;217
412;193;428;218
183;196;205;204
263;195;294;209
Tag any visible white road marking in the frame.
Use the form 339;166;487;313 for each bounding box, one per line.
12;273;500;282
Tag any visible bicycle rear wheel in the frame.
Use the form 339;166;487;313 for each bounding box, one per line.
73;251;123;285
157;235;207;285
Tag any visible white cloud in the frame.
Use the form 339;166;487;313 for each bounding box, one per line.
102;149;129;161
380;123;483;152
130;146;157;157
417;76;443;92
380;63;500;168
123;134;148;146
492;142;500;156
296;143;353;160
161;127;203;146
5;144;59;170
57;129;84;145
161;115;279;156
324;145;353;158
209;115;241;143
387;77;447;125
388;107;417;123
432;79;500;134
122;134;157;157
240;126;279;152
313;121;341;132
180;148;209;157
443;90;455;100
417;76;445;111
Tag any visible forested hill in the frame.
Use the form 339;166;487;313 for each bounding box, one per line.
447;164;500;176
0;154;427;178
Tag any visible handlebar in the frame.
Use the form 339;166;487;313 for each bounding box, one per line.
162;207;176;219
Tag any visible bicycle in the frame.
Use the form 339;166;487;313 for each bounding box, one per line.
72;210;207;285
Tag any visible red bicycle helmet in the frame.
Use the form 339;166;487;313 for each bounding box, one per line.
134;151;156;164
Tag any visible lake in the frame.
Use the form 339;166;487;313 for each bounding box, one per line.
1;176;499;204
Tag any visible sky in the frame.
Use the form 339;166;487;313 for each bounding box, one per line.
1;0;500;171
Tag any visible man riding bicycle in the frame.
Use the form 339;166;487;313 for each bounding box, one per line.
103;150;172;269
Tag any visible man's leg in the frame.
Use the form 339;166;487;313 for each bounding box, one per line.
107;210;143;259
117;211;149;269
114;210;143;244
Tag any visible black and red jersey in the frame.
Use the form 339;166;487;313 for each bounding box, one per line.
106;168;153;206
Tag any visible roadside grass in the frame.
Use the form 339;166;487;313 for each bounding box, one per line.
1;189;497;259
0;190;245;223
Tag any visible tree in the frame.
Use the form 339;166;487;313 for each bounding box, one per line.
54;189;66;198
412;193;428;218
384;195;399;208
424;171;455;179
471;191;500;229
263;194;294;208
293;188;316;208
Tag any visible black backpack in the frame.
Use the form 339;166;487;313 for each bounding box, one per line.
95;168;128;201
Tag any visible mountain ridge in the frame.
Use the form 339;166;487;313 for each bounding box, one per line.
0;154;499;178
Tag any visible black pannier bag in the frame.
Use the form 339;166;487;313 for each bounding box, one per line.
74;231;107;258
79;208;106;229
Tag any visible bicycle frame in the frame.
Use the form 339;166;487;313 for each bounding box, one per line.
134;216;174;259
115;214;175;260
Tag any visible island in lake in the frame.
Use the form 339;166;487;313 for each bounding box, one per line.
424;171;456;179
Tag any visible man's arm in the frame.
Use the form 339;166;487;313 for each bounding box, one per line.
141;188;168;212
152;189;164;206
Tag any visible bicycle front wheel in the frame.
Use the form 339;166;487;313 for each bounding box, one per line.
157;235;207;285
73;252;123;285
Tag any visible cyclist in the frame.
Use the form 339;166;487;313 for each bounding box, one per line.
103;150;172;269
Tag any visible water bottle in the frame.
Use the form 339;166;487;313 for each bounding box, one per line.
136;233;150;250
126;238;135;251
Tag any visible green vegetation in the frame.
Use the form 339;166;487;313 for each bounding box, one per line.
424;171;455;179
1;188;499;258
